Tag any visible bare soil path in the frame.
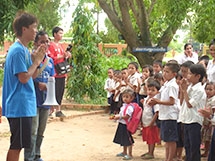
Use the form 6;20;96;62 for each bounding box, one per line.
0;113;167;161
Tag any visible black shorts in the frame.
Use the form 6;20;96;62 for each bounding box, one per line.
55;77;65;105
160;120;178;142
176;122;184;147
8;117;32;149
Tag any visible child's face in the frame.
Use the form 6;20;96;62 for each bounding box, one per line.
187;69;200;84
199;60;206;69
147;86;159;98
128;64;137;76
121;70;128;80
176;76;182;85
185;45;193;55
162;66;176;81
142;68;150;79
210;45;215;59
153;64;161;74
180;66;189;78
34;34;50;50
107;69;113;78
205;84;215;98
122;93;134;104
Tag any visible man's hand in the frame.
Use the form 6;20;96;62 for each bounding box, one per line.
31;44;46;66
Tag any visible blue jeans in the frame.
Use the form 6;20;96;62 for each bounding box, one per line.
184;123;201;161
24;108;49;161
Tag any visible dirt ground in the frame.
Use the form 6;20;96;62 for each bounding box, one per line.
0;113;168;161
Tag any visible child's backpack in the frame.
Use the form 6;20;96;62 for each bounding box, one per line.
123;103;142;134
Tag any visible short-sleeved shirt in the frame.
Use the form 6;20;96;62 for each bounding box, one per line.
47;41;66;78
128;72;139;91
34;55;55;109
158;78;179;120
179;82;206;125
207;96;215;109
118;103;134;124
104;78;114;98
175;52;198;64
207;60;215;83
2;42;37;118
142;96;159;127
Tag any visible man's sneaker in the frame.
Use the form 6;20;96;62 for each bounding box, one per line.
55;111;66;117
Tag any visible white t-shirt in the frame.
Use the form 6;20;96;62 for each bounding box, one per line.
113;81;120;102
179;82;206;126
142;96;159;127
118;103;134;124
207;60;215;83
104;78;114;98
175;52;198;64
128;72;139;91
158;78;179;120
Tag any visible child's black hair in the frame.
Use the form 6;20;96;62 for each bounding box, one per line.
153;60;162;68
121;68;128;71
143;65;154;77
114;70;121;75
199;55;209;67
108;68;114;72
189;64;206;82
176;71;183;80
181;61;194;68
122;89;135;98
34;31;48;43
184;43;193;50
147;80;161;91
128;61;139;70
209;39;214;48
165;62;180;73
205;82;215;89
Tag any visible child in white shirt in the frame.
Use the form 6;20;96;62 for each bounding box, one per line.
180;64;207;161
149;62;180;161
104;68;114;104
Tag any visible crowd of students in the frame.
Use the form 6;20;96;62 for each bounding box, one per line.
105;42;215;161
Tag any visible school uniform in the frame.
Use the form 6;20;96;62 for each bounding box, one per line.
128;72;140;103
207;60;215;83
180;82;207;161
113;103;134;146
142;96;160;144
104;78;114;104
158;78;179;142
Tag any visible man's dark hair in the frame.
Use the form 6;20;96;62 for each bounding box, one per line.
153;60;162;68
143;65;154;77
147;80;161;91
184;43;193;50
34;31;48;43
128;62;139;70
165;62;180;73
189;64;206;82
13;12;37;37
181;61;194;68
52;26;63;37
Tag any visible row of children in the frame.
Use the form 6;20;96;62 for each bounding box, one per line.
104;42;215;161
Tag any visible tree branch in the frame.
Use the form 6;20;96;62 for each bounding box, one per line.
148;0;156;18
111;0;118;16
135;0;152;46
118;0;140;47
98;0;124;33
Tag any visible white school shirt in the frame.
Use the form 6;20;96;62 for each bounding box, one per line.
120;80;129;94
175;52;198;64
127;72;139;90
207;60;215;83
104;78;114;98
142;96;159;127
113;81;120;102
158;78;179;120
179;82;206;126
118;103;134;124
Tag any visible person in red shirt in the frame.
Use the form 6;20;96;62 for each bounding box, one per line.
48;27;71;117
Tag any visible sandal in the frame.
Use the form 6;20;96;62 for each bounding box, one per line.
123;155;132;160
116;152;125;157
141;153;154;159
140;153;148;157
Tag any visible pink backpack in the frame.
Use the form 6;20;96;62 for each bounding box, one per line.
123;103;142;134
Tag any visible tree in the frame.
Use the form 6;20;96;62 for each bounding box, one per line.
192;0;215;43
97;0;197;66
0;0;34;43
66;1;103;102
25;0;66;34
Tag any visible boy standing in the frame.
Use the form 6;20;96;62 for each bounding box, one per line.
180;64;207;161
150;63;180;161
104;68;114;104
2;12;46;161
